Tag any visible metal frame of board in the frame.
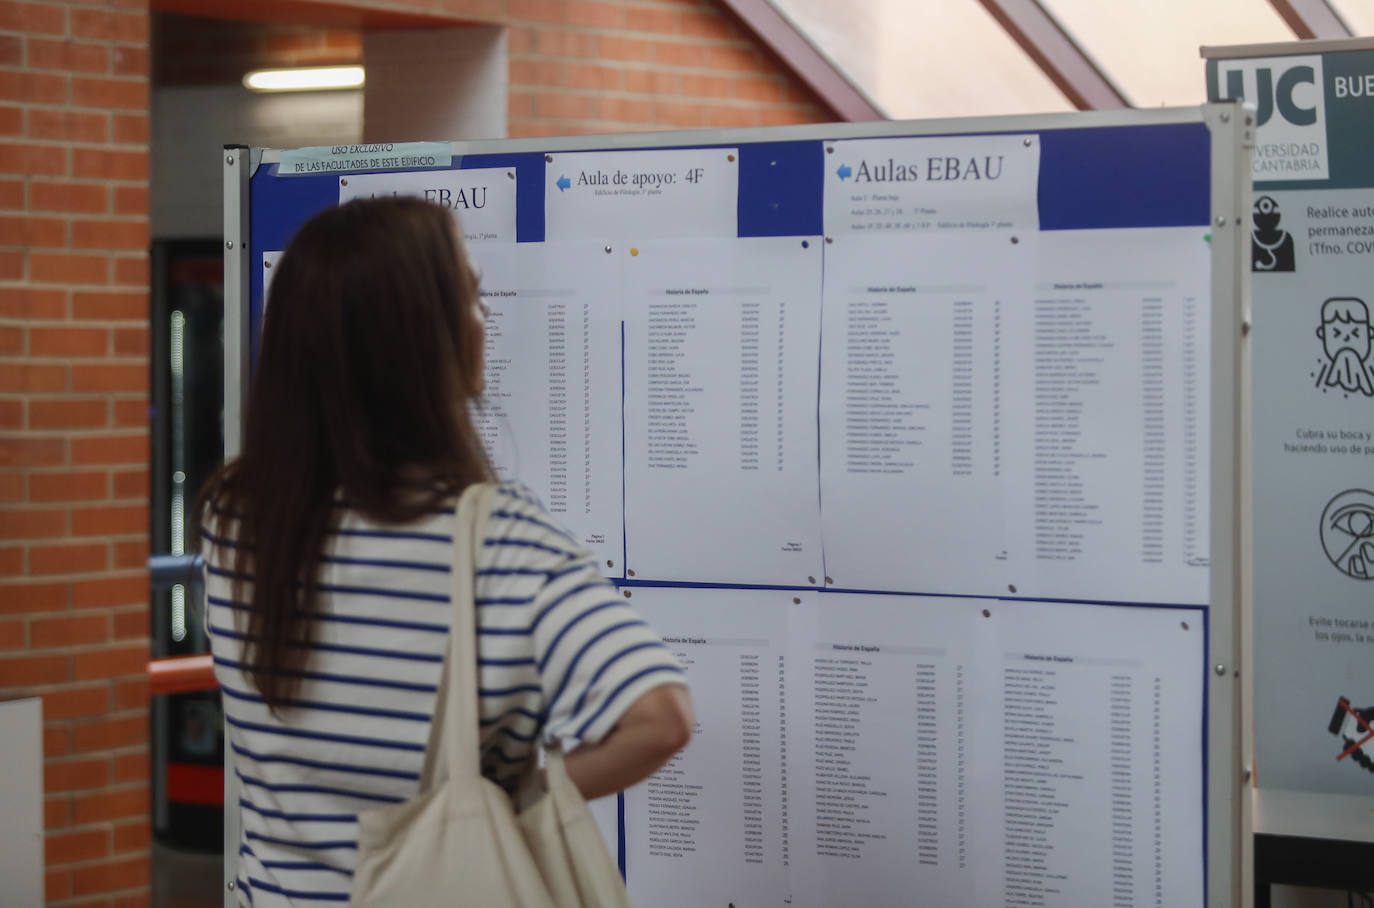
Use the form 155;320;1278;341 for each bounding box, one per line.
220;102;1252;907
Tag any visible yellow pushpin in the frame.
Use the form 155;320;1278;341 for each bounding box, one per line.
630;247;639;256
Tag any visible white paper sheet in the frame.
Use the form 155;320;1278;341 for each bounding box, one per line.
823;134;1040;237
262;250;282;310
788;594;1205;908
544;148;739;242
471;242;625;572
621;586;798;908
818;232;1033;596
787;593;982;907
338;166;518;243
1002;227;1212;604
622;237;824;586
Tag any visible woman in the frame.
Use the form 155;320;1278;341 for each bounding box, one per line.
201;197;693;905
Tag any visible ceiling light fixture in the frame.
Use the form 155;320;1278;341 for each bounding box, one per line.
243;65;365;92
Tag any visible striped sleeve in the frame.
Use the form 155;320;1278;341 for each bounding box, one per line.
480;484;686;744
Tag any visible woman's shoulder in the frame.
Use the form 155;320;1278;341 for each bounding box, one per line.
481;482;586;562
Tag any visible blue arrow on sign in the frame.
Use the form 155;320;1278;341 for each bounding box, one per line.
837;164;852;180
556;175;572;192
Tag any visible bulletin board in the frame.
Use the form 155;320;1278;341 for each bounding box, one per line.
222;103;1252;907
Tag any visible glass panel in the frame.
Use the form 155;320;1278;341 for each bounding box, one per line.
1039;0;1296;106
771;0;1073;118
1328;0;1374;35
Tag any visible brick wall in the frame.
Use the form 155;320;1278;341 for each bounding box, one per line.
0;0;153;905
2;1;834;905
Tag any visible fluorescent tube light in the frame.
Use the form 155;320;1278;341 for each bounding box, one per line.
243;65;365;92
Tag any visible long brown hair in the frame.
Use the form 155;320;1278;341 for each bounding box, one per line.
200;197;493;710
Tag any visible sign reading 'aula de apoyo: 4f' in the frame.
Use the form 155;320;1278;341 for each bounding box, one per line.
1206;40;1374;838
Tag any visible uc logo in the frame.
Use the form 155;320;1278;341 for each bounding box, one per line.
1221;65;1318;127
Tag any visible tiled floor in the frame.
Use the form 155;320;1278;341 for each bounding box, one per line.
153;842;223;908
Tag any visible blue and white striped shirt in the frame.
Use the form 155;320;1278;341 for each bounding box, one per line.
203;483;684;906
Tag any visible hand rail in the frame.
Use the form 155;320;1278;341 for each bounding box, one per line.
149;553;204;591
148;654;217;697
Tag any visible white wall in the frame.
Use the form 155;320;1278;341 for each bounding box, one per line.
0;698;43;908
362;26;506;144
151;85;364;238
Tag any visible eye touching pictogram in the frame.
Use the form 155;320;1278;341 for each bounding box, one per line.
1320;489;1374;579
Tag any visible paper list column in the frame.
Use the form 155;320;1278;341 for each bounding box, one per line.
547;302;569;512
645;299;701;470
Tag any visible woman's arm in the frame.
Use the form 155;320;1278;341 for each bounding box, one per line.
561;683;694;801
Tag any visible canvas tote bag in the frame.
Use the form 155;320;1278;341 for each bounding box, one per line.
347;483;633;907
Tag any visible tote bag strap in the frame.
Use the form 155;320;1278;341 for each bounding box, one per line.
418;482;493;790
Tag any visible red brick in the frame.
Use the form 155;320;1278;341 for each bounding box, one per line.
626;6;680;33
31;252;107;284
115;890;153;908
0;617;23;648
72;148;147;181
46;869;72;904
45;794;71;830
73;643;146;680
72;290;145;319
112;255;147;286
28;39;110;74
112;750;148;783
0;436;65;467
0;469;22;500
0;545;21;575
624;68;680;94
72;854;150;897
566;0;623;28
0;505;65;538
31;470;107;502
29;107;109;143
72;503;146;536
112;185;145;215
112;607;144;639
72;363;147;392
708;45;763;72
0;652;69;686
0;361;65;391
111;469;146;499
603;97;654;123
0;323;20;353
709;105;759;128
536;28;597;58
30;541;106;575
0;2;67;35
111;113;147;145
110;398;143;428
31;180;108;214
680;9;735;41
71;8;149;43
0;103;19;136
735;75;787;103
510;58;563;87
0;248;22;278
0;175;21;206
73;574;145;609
563;62;620;91
42;685;109;721
112;818;150;854
0;398;20;429
71;217;148;251
46;756;110;793
537;91;599;120
47;828;111;866
30;397;108;429
71;714;146;752
0;580;68;614
0;142;66;176
599;35;653;62
112;45;148;77
71;433;145;466
113;538;146;568
71;77;147;111
0;69;66;104
31;325;109;356
112;327;148;357
653;41;707;68
44;724;70;757
681;73;735;99
112;676;146;710
32;613;108;648
653;100;709;127
0;213;65;246
510;0;566;24
72;784;148;826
